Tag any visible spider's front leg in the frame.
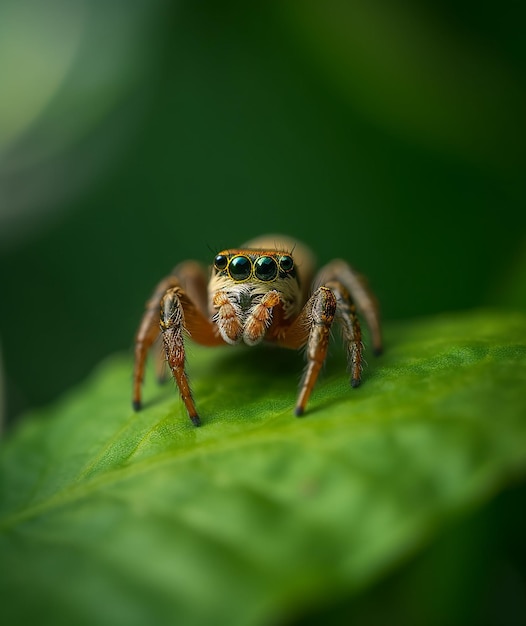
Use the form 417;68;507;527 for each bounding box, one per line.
133;262;222;425
160;287;201;426
133;274;180;412
277;282;363;416
295;286;337;416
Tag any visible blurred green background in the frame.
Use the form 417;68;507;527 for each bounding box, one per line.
1;0;525;422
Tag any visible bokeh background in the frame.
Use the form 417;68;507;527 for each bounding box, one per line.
1;0;525;420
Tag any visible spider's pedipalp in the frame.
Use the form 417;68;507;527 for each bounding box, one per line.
243;289;281;346
212;290;244;344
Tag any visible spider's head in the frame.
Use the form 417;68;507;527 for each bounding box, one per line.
209;247;302;340
208;237;314;344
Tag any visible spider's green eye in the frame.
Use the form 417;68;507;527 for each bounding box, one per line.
279;255;294;272
214;254;228;271
229;255;252;281
254;256;278;281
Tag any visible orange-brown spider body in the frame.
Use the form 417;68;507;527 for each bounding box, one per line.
133;235;382;426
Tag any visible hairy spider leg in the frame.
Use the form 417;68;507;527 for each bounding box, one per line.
325;280;363;387
313;259;383;356
275;286;336;416
275;282;363;415
154;335;169;384
133;274;180;412
160;287;201;425
132;262;223;424
297;286;336;416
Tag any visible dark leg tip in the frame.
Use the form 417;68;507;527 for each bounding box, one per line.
294;406;305;417
190;415;202;427
132;400;142;412
373;346;383;357
351;378;361;388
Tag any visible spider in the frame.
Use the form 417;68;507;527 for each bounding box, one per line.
132;234;382;426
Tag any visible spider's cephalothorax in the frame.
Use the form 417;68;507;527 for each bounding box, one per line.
133;235;382;426
208;249;303;346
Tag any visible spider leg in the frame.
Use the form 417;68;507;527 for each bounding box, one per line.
325;280;363;388
275;286;336;416
155;336;169;384
162;286;225;426
133;274;179;412
296;286;337;416
313;260;383;355
160;287;201;425
132;262;223;423
275;281;363;416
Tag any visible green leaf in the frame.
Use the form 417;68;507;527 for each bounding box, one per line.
1;309;526;626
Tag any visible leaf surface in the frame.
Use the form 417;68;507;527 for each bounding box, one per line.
1;310;526;625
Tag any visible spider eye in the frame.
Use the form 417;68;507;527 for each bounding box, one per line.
278;255;294;272
254;256;278;281
214;254;228;271
229;255;252;281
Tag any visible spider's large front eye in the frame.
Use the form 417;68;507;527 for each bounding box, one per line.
228;255;252;281
214;254;228;271
278;255;294;272
254;256;278;281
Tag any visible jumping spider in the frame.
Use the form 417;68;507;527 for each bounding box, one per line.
133;235;382;425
